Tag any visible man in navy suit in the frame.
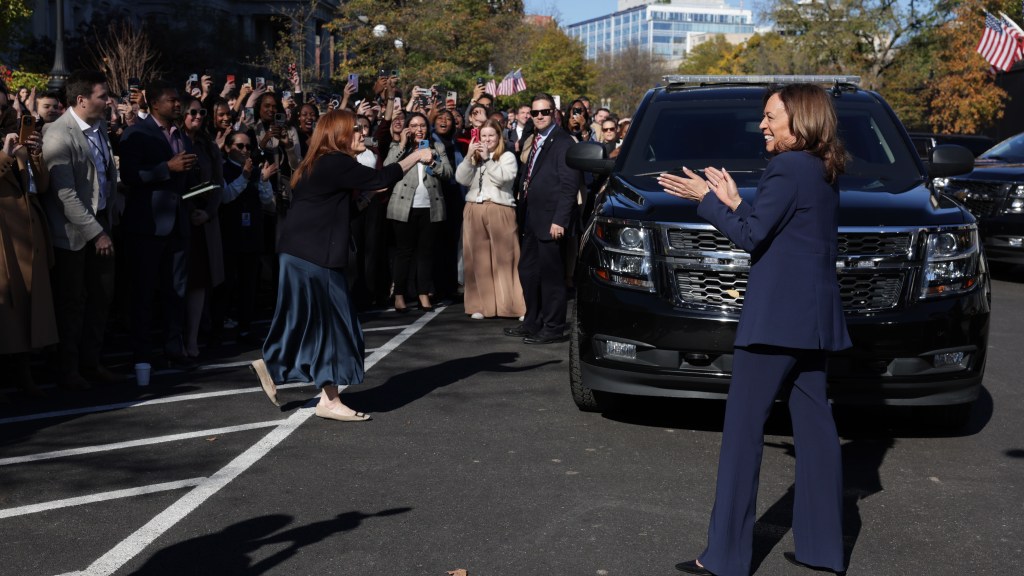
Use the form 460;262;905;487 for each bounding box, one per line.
504;93;579;344
659;84;851;576
119;79;198;368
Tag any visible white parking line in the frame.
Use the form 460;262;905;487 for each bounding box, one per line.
0;383;311;426
0;478;205;520
0;420;283;467
53;307;443;576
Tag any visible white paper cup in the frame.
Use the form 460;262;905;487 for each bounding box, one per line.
135;363;152;387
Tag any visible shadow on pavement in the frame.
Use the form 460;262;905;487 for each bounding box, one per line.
346;352;559;413
128;507;412;575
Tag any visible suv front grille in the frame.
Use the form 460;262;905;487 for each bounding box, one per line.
838;233;911;256
674;269;905;313
946;180;1009;218
666;228;913;313
668;229;739;252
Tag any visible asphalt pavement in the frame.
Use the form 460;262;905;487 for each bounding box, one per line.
2;270;1023;576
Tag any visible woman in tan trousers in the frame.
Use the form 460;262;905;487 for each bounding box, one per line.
455;119;525;320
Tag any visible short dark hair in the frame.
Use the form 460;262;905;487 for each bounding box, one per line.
35;90;65;109
144;78;178;104
478;92;495;103
65;70;107;105
531;93;556;110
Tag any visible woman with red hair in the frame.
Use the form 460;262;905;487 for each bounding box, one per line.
249;110;433;421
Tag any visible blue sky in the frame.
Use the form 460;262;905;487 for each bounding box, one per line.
524;0;618;26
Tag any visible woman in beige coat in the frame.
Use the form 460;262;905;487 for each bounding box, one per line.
0;126;57;398
455;119;525;319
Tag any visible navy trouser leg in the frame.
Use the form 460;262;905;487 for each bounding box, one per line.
700;346;794;576
789;351;845;572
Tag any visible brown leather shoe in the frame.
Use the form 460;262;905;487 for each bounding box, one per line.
81;365;129;385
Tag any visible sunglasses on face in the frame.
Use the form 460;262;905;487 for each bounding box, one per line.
187;109;207;117
232;143;251;150
572;107;584;115
530;109;553;118
603;127;617;132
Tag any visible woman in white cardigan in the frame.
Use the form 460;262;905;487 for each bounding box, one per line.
455;119;526;319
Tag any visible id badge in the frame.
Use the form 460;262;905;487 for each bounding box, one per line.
241;212;251;227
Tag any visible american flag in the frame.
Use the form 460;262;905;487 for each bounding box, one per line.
485;79;497;97
496;70;516;96
977;12;1022;72
512;69;527;94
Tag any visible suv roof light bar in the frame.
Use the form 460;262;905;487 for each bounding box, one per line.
663;75;861;86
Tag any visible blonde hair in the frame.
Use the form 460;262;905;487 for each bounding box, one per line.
473;118;506;163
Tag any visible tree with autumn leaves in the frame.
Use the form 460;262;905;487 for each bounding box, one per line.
679;0;1022;133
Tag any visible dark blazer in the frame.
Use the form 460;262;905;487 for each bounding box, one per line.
118;115;196;238
277;152;404;269
697;151;852;351
519;125;578;240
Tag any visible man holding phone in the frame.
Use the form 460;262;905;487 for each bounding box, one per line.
41;69;125;387
119;78;200;370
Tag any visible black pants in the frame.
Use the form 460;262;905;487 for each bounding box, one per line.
391;208;439;297
212;251;261;336
518;227;568;337
50;238;116;376
127;232;188;363
350;197;391;306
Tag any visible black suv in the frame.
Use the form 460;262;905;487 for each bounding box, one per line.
934;131;1024;266
566;75;990;427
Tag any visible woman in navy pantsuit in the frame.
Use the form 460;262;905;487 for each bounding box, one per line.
248;110;433;422
658;84;852;576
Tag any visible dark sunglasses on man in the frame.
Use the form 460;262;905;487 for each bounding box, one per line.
530;109;553;118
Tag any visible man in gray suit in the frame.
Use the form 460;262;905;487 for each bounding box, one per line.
42;69;125;388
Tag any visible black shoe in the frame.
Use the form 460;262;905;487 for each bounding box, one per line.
676;559;714;575
523;333;569;345
783;552;845;575
503;324;532;337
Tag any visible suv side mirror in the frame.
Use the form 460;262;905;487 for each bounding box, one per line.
929;144;975;178
566;141;614;176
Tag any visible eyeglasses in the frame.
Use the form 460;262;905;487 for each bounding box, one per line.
187;109;207;117
232;143;251;150
602;127;617;132
357;124;370;132
530;109;554;118
572;107;584;115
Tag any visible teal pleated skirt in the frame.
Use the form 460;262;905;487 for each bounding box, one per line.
263;253;365;389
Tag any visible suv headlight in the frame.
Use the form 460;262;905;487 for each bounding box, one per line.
920;226;980;298
932;177;950;192
592;220;654;291
1004;184;1024;214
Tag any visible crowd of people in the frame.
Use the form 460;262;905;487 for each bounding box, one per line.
0;68;632;403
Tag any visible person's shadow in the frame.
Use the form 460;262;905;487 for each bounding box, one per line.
337;351;559;413
749;437;894;573
128;507;411;575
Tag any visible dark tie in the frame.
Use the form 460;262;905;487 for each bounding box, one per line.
523;135;540;197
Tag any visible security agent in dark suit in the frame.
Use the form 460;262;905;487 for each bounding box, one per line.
659;84;851;576
119;79;199;367
503;94;579;344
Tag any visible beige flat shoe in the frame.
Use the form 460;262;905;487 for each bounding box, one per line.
249;359;281;407
314;404;371;422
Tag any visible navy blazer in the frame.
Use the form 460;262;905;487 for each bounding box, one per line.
521;125;579;239
697;151;852;351
119;115;196;238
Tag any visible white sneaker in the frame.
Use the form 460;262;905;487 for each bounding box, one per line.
471;313;485;320
518;315;525;321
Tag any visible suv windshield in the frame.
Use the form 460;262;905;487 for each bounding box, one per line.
980;132;1024;162
620;95;924;193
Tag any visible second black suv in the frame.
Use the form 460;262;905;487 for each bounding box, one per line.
566;76;990;427
935;131;1024;267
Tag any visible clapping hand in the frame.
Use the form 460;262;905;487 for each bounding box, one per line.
260;160;279;182
657;167;711;203
703;166;741;210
